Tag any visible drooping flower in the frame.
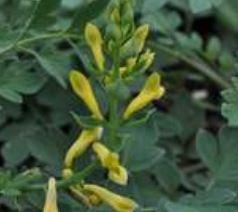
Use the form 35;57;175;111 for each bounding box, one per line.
92;142;128;185
64;127;103;168
85;23;105;71
84;184;138;212
123;72;165;119
70;71;103;120
43;178;58;212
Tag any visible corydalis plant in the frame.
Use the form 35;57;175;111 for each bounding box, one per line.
44;0;165;211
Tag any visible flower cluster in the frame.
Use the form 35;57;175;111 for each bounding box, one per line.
43;1;165;211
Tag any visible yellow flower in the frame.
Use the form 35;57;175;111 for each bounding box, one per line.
43;178;58;212
64;127;103;168
139;49;155;70
123;72;165;119
70;71;103;120
85;23;105;71
92;142;128;185
84;184;138;212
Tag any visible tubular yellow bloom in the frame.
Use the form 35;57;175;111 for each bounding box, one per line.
123;72;165;119
85;23;105;71
70;71;103;120
64;127;103;168
43;178;58;212
92;142;128;185
84;184;138;212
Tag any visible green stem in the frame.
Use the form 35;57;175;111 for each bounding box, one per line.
150;42;230;89
28;161;98;191
0;32;80;56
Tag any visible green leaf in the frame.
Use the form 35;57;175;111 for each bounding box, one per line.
155;112;182;138
142;0;168;13
188;0;222;13
186;188;237;205
171;92;205;140
0;62;46;103
219;52;234;69
0;28;18;53
26;127;68;175
141;11;181;33
30;0;62;29
123;118;165;172
165;201;238;212
222;78;238;126
27;49;70;88
196;127;238;181
128;174;163;206
151;158;181;193
0;120;40;167
69;0;110;32
205;37;221;61
189;0;212;13
196;129;219;173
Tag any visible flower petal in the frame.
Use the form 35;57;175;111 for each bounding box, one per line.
123;72;165;119
64;127;103;168
84;184;137;212
43;178;58;212
85;23;105;71
70;71;103;120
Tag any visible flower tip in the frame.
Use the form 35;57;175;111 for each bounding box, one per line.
85;22;103;45
135;24;149;39
43;178;58;212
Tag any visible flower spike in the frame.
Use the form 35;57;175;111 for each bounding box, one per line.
43;178;58;212
123;72;165;119
84;184;138;212
92;142;128;185
85;23;105;71
70;71;103;120
64;127;103;168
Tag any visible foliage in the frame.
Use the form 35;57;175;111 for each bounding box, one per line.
0;0;238;211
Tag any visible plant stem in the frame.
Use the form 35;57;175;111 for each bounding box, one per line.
28;161;98;191
150;42;230;89
0;32;80;56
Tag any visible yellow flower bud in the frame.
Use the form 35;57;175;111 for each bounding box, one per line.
85;23;105;71
88;194;101;205
62;168;73;179
110;8;120;23
123;72;165;119
43;178;58;212
70;71;103;120
70;186;92;207
121;24;149;57
126;57;137;70
108;165;128;186
84;184;138;212
139;49;155;70
133;24;149;53
64;127;103;168
92;142;128;185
